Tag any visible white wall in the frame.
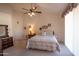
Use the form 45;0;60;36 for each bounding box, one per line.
12;11;24;40
0;4;13;36
0;4;24;40
23;13;64;42
0;12;13;36
65;4;79;56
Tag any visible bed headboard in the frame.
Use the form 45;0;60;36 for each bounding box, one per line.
39;24;55;35
39;24;51;31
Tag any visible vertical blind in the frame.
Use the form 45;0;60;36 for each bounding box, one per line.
65;4;79;56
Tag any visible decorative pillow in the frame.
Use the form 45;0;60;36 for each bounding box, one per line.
46;30;54;36
42;31;47;36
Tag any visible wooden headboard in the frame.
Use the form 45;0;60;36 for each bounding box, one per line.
39;24;51;31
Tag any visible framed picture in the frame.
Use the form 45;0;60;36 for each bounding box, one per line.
0;25;8;38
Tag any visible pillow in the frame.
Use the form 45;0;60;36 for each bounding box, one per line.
42;31;46;36
46;31;53;35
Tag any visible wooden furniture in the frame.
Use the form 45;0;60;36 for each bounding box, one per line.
1;37;13;50
0;25;13;51
0;38;3;56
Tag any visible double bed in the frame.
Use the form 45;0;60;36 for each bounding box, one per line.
26;34;60;52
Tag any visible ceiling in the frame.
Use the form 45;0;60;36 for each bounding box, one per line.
8;3;68;15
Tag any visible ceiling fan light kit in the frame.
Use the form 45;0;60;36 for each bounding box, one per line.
31;12;35;15
28;12;35;16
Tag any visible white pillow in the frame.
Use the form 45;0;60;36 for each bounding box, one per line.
42;32;46;36
46;31;53;35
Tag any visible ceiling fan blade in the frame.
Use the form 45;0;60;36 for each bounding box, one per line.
24;12;28;14
34;11;42;13
30;9;33;12
22;8;28;11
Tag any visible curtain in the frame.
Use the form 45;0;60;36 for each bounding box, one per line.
65;4;79;56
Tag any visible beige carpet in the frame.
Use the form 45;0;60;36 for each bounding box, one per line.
3;40;73;56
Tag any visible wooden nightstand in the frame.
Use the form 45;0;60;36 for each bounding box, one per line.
28;34;36;38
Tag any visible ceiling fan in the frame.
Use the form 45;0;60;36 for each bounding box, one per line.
22;3;42;16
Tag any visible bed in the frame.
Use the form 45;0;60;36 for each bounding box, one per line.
26;35;60;52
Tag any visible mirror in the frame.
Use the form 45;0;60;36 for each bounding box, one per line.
0;25;8;38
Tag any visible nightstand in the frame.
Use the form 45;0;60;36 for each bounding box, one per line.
28;34;36;38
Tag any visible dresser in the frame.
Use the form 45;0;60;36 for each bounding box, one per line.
0;38;3;56
1;37;13;50
0;25;13;56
